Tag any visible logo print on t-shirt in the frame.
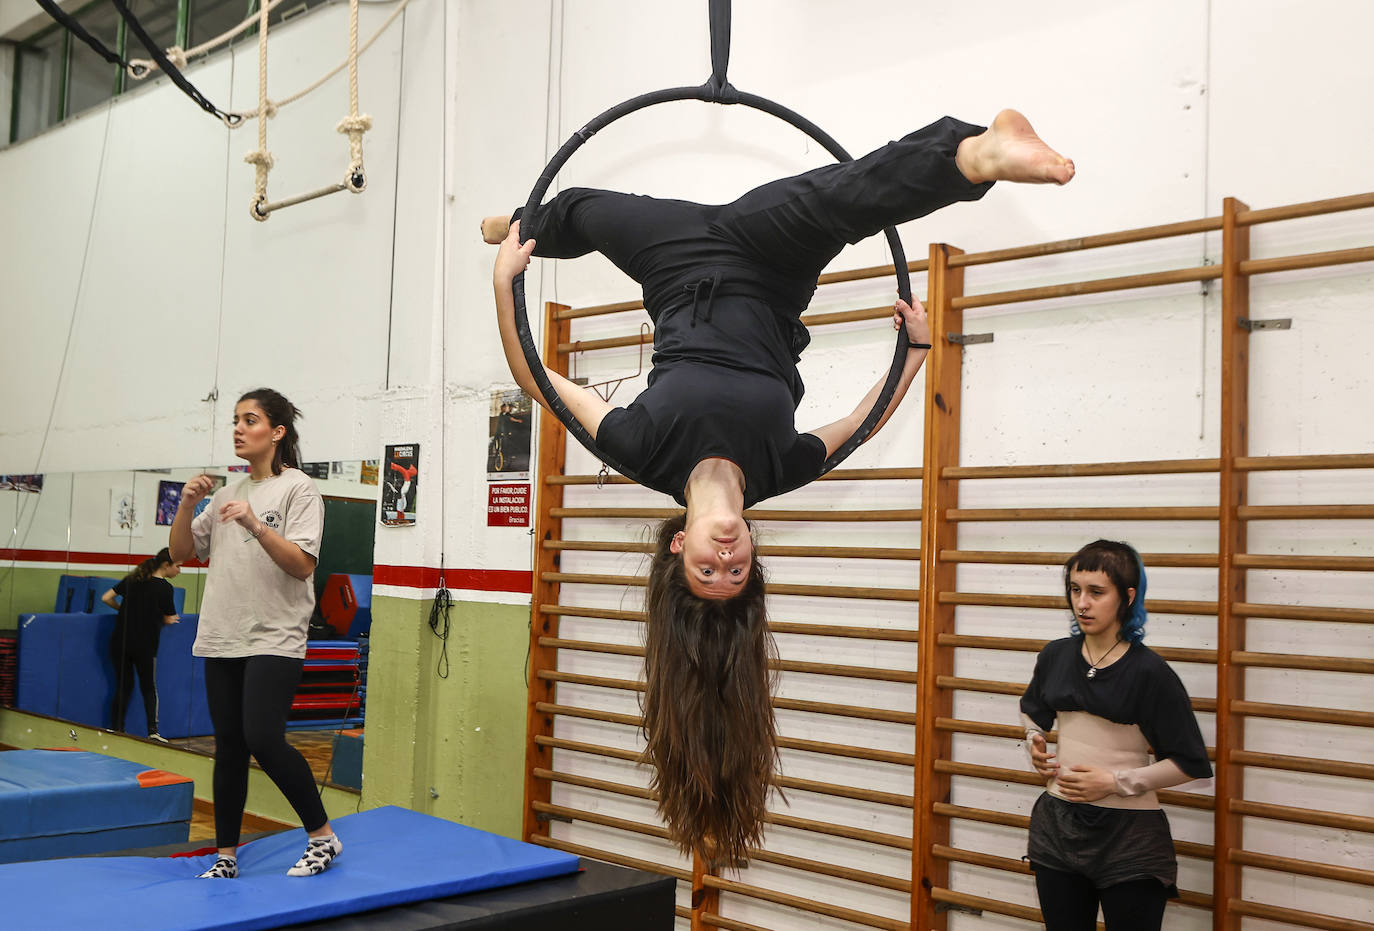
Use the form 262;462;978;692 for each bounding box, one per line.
260;509;284;531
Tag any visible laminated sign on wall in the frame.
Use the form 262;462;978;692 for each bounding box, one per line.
381;444;419;526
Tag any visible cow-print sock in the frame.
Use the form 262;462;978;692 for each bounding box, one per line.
287;833;343;876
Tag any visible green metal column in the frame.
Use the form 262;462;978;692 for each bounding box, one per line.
176;0;191;50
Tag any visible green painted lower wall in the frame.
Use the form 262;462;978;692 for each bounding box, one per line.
0;709;360;825
361;593;530;839
1;565;204;630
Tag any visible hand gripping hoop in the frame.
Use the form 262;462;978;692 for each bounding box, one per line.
511;0;916;487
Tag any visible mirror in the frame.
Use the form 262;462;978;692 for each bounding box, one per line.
0;461;378;792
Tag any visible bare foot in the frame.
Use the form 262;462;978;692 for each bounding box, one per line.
481;214;512;244
956;110;1075;185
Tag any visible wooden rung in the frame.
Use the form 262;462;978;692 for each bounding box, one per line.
933;759;1215;810
774;658;916;683
1231;700;1374;729
1235;452;1374;471
932;801;1028;830
933;843;1032;875
764;810;911;850
944;457;1219;479
1235;553;1374;572
953;264;1219;311
1232;651;1374;674
938;591;1219;617
528;834;691;881
930;888;1042;924
774;774;912;809
1231;750;1374;781
744;847;911;893
555;298;647;320
772;696;917;726
540;603;643;622
950;215;1223;269
1236;190;1374;226
935;675;1025;696
701;875;910;931
538;669;644;692
1229;799;1374;835
777;735;915;767
547;466;922;484
1239;504;1374;520
532;766;655;801
947;506;1217;521
535;734;640;763
941;549;1218;568
541;571;919;601
540;636;642;657
934;717;1026;741
1226;897;1374;931
1240;245;1374;277
769;622;918;642
700;914;774;931
550;506;922;522
534;702;640;728
1230;849;1374;887
1235;602;1374;624
937;632;1217;665
543;540;920;561
529;800;669;840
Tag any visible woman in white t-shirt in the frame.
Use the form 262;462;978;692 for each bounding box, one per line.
169;387;341;879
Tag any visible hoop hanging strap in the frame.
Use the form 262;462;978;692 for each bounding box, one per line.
705;0;738;103
108;0;243;125
34;0;141;74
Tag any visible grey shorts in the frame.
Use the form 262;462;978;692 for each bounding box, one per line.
1026;792;1179;894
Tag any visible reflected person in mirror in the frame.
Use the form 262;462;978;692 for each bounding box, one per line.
169;388;341;879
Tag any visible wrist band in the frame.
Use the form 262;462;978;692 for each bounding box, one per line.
908;342;932;351
249;523;265;539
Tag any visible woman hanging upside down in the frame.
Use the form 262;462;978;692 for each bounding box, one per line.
488;110;1074;866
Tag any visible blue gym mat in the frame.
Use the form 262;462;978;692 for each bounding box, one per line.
0;805;581;930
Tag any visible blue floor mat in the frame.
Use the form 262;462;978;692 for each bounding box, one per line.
0;805;580;930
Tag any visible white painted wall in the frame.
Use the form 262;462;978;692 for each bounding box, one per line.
1;0;1371;925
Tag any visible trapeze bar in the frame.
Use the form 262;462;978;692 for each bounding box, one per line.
254;182;349;219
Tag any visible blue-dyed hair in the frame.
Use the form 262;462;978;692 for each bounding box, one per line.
1065;539;1148;642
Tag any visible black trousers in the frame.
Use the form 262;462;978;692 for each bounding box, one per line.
204;655;329;849
522;116;993;320
1034;865;1170;930
110;644;157;733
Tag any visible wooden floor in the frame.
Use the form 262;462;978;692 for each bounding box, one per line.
178;729;353;844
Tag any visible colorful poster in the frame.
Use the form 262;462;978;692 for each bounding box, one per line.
487;389;533;481
360;460;379;486
155;480;184;526
381;444;419;526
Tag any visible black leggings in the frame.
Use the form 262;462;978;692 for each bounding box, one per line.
522;116;993;319
204;655;328;849
110;646;157;733
1034;866;1170;930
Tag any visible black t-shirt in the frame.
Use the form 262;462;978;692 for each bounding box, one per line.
1020;636;1213;781
111;576;177;657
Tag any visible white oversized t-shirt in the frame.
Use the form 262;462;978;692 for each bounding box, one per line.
191;468;324;659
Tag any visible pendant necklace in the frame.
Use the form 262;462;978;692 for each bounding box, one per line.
1084;638;1123;679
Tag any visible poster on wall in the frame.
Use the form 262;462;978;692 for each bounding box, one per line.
360;460;379;485
0;475;43;492
109;490;143;537
330;460;363;483
301;462;331;480
381;444;419;526
487;483;531;527
486;389;533;481
155;480;184;526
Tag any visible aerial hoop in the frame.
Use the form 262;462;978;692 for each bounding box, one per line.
512;0;915;484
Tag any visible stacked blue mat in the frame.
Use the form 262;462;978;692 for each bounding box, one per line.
0;805;580;930
0;749;193;864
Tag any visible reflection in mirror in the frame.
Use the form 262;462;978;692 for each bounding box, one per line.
1;462;377;792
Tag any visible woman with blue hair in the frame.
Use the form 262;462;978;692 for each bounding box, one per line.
1019;540;1212;930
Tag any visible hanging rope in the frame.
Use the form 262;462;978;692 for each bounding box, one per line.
126;0;291;78
246;0;274;220
336;0;372;193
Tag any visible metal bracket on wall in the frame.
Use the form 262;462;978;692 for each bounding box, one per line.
947;332;994;346
1238;317;1293;332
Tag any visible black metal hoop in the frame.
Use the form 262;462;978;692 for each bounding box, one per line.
512;2;914;488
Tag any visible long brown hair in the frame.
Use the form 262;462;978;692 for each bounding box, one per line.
641;513;777;867
237;388;303;475
129;547;174;584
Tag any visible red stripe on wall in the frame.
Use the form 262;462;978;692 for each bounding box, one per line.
0;548;207;568
372;565;533;593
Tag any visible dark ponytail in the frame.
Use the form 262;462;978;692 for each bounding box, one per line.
641;513;776;867
237;387;303;475
130;547;174;584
